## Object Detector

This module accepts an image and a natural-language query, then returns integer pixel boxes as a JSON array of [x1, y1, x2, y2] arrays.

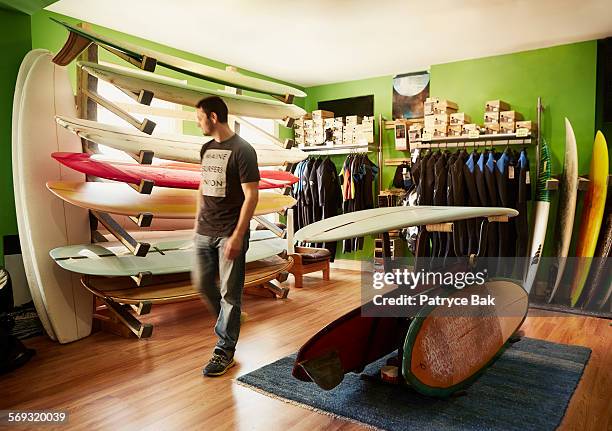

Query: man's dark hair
[[195, 96, 229, 123]]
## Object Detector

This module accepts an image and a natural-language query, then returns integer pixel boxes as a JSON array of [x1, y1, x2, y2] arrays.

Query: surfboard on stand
[[79, 61, 306, 120], [46, 181, 296, 219], [570, 132, 609, 307], [51, 18, 306, 98], [50, 230, 287, 277], [56, 116, 307, 166], [293, 279, 528, 397], [293, 206, 518, 243], [582, 211, 612, 309], [523, 139, 552, 294], [12, 49, 57, 341], [51, 152, 298, 190], [548, 119, 578, 302], [13, 51, 93, 343]]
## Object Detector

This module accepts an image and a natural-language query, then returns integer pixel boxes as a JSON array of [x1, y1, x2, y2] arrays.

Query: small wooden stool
[[289, 247, 331, 288]]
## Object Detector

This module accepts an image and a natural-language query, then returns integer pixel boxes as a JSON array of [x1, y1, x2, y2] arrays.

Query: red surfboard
[[52, 152, 298, 190]]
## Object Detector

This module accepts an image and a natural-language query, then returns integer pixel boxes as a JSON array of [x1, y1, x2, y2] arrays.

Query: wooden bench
[[289, 247, 331, 288]]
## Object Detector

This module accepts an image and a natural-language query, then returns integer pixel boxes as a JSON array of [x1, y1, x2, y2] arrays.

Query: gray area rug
[[237, 338, 591, 431]]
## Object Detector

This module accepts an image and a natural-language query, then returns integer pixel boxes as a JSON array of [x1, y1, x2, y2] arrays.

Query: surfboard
[[293, 206, 518, 243], [51, 152, 298, 190], [294, 279, 528, 396], [13, 51, 93, 344], [50, 230, 287, 277], [570, 132, 609, 307], [46, 181, 296, 219], [402, 280, 528, 397], [582, 212, 612, 309], [79, 61, 306, 120], [292, 307, 409, 390], [56, 116, 307, 166], [12, 49, 57, 340], [548, 119, 579, 303], [51, 18, 307, 98], [81, 256, 294, 305], [523, 139, 551, 294]]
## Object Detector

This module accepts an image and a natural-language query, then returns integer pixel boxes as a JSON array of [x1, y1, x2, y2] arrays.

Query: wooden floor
[[1, 269, 610, 431]]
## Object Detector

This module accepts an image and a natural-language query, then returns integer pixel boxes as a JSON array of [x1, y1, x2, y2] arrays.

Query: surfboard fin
[[298, 350, 344, 390]]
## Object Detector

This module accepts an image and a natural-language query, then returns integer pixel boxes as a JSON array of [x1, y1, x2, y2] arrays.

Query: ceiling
[[47, 0, 612, 88]]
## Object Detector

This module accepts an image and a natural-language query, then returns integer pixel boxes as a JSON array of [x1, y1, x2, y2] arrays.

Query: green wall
[[0, 8, 32, 266], [304, 41, 599, 261], [430, 41, 598, 176]]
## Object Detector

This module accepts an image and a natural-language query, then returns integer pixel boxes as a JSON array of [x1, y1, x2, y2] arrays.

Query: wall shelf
[[411, 132, 533, 149], [298, 143, 375, 156]]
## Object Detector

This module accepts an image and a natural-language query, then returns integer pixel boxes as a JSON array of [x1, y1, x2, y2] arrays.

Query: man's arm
[[224, 182, 259, 259]]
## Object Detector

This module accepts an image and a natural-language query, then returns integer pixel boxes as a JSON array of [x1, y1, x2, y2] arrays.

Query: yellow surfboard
[[46, 181, 296, 219], [570, 131, 608, 306]]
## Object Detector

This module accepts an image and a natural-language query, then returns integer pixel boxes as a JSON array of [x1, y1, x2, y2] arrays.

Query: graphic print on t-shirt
[[201, 149, 232, 197]]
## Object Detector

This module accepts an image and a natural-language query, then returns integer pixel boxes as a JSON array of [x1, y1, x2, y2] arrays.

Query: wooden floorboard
[[1, 269, 610, 431]]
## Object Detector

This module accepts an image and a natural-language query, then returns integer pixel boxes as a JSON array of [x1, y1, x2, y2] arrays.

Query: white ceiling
[[48, 0, 612, 88]]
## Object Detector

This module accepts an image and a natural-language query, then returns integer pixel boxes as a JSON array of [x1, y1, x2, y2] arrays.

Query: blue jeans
[[192, 231, 250, 355]]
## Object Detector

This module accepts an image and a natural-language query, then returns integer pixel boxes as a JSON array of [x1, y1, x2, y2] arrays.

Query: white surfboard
[[548, 119, 578, 302], [79, 61, 306, 120], [13, 51, 93, 343], [56, 116, 307, 166], [293, 206, 518, 243], [53, 18, 306, 98], [524, 140, 552, 294], [12, 49, 57, 340], [49, 230, 286, 277]]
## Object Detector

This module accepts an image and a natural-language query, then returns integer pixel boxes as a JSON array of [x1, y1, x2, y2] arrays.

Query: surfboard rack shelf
[[91, 210, 151, 257], [98, 295, 154, 339], [128, 212, 154, 227], [131, 271, 153, 287], [425, 215, 509, 233], [128, 179, 155, 195], [83, 87, 156, 135]]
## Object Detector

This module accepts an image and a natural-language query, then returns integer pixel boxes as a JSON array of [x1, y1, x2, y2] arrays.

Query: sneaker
[[202, 349, 236, 377]]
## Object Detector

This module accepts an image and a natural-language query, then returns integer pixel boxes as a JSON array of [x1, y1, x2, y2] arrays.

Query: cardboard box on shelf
[[485, 122, 500, 134], [433, 100, 459, 114], [484, 111, 500, 123], [424, 115, 436, 128], [408, 128, 422, 143], [312, 110, 334, 120], [303, 119, 314, 130], [485, 100, 511, 112], [433, 113, 450, 125], [424, 101, 436, 116], [500, 122, 515, 133], [432, 125, 448, 137], [516, 120, 536, 132], [450, 112, 471, 125], [345, 115, 362, 126], [323, 118, 335, 128], [448, 125, 464, 136], [433, 106, 458, 114], [500, 111, 524, 123], [425, 97, 440, 103]]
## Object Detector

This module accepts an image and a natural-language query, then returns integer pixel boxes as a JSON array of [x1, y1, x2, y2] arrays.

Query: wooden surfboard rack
[[81, 256, 293, 339]]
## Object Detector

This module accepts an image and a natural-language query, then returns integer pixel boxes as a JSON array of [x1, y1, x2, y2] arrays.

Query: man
[[192, 96, 260, 376]]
